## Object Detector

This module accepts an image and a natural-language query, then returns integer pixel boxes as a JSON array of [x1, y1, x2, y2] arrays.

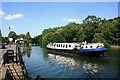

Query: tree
[[2, 37, 9, 44], [82, 15, 102, 42], [112, 18, 120, 45], [25, 32, 31, 46], [8, 31, 17, 41], [77, 27, 86, 42], [31, 35, 42, 45], [19, 34, 26, 39], [92, 33, 104, 42], [42, 32, 54, 47], [41, 15, 120, 47], [83, 15, 101, 25]]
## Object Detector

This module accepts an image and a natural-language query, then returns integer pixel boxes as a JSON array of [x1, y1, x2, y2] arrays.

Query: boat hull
[[46, 47, 108, 57]]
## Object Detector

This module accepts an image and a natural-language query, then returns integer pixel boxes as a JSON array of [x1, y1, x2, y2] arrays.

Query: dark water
[[22, 46, 120, 79]]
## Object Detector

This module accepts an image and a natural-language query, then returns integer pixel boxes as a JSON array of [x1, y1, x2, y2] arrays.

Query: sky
[[1, 0, 120, 2], [0, 2, 118, 38]]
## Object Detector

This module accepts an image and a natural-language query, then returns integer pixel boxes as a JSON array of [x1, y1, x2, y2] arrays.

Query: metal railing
[[0, 44, 27, 79], [0, 50, 6, 79], [0, 50, 6, 69]]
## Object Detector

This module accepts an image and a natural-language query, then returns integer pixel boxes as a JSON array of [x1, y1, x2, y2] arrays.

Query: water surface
[[22, 46, 119, 78]]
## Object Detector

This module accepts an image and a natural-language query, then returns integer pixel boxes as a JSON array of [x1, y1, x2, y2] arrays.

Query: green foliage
[[26, 32, 31, 39], [8, 31, 17, 41], [92, 33, 110, 48], [42, 32, 54, 47], [25, 32, 31, 46], [77, 27, 86, 42], [19, 34, 26, 39], [92, 33, 103, 42], [41, 16, 120, 47], [2, 37, 9, 44], [31, 35, 42, 46]]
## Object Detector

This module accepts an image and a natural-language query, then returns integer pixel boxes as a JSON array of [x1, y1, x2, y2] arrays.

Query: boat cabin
[[47, 43, 79, 50], [47, 42, 104, 50]]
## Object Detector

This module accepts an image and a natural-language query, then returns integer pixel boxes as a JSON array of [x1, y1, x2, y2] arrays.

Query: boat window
[[57, 44, 58, 47], [86, 46, 87, 48], [61, 44, 62, 47], [63, 44, 65, 47], [54, 44, 55, 47], [69, 45, 71, 47], [66, 44, 68, 48], [90, 46, 92, 48], [59, 44, 60, 47]]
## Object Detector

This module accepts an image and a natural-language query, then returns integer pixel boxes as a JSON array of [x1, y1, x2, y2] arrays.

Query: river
[[22, 46, 119, 79]]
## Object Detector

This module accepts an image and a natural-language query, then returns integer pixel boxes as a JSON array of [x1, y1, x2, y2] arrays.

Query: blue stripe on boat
[[80, 48, 108, 53]]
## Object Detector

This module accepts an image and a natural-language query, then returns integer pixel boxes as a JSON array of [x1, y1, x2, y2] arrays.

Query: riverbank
[[111, 45, 120, 49], [0, 44, 30, 79]]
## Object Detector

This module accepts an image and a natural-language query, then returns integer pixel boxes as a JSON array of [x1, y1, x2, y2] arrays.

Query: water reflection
[[83, 61, 104, 75], [47, 52, 104, 75], [21, 46, 31, 58], [42, 48, 48, 59], [48, 53, 80, 70]]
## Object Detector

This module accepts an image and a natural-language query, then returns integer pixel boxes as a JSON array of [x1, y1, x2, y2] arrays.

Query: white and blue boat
[[46, 41, 108, 56]]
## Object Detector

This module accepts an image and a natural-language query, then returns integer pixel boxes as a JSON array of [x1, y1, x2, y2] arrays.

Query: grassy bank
[[111, 45, 120, 49]]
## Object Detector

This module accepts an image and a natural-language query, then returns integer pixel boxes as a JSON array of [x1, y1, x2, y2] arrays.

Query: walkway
[[0, 44, 26, 80]]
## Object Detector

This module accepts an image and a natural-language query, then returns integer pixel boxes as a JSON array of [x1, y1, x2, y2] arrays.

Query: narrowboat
[[46, 42, 108, 56]]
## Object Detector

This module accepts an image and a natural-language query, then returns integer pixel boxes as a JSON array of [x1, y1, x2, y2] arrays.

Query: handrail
[[0, 44, 27, 79], [0, 50, 6, 80], [17, 45, 25, 79], [0, 50, 6, 70]]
